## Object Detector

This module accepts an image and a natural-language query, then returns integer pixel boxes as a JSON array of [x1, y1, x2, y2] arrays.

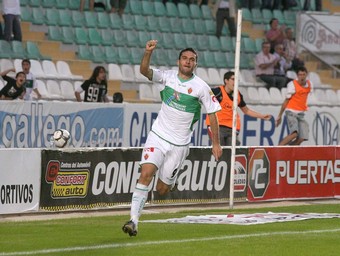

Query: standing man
[[2, 0, 22, 41], [214, 0, 236, 38], [275, 66, 312, 145], [206, 71, 272, 146], [122, 40, 222, 237], [75, 66, 109, 102], [0, 68, 26, 100], [21, 59, 42, 100]]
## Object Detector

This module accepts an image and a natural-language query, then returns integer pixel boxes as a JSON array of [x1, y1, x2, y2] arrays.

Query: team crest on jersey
[[144, 153, 149, 160], [188, 88, 192, 94]]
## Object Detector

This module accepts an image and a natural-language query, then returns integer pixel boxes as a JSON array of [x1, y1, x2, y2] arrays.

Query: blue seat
[[48, 26, 63, 42], [214, 52, 229, 68], [154, 49, 170, 66], [196, 35, 209, 51], [167, 49, 178, 67], [202, 51, 215, 67], [45, 9, 59, 26], [130, 47, 143, 65], [205, 20, 216, 35], [150, 31, 164, 48], [194, 19, 206, 34], [58, 9, 72, 26], [32, 7, 45, 25], [0, 40, 14, 58], [185, 34, 198, 50], [129, 0, 142, 15], [159, 17, 172, 33], [104, 46, 119, 63], [97, 12, 110, 28]]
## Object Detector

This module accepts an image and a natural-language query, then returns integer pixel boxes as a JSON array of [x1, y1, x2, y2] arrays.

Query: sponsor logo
[[312, 112, 339, 145], [234, 155, 247, 192]]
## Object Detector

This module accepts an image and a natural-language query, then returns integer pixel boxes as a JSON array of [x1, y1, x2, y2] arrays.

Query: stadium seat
[[170, 17, 183, 33], [126, 30, 139, 47], [120, 64, 135, 82], [100, 29, 115, 46], [108, 63, 123, 80], [117, 47, 131, 64], [150, 31, 164, 47], [71, 11, 85, 27], [58, 10, 73, 27], [88, 28, 103, 45], [251, 8, 263, 24], [109, 13, 123, 29], [205, 20, 216, 35], [11, 41, 27, 59], [91, 46, 106, 63], [162, 33, 176, 49], [20, 6, 32, 22], [104, 46, 119, 63], [196, 35, 209, 51], [55, 0, 68, 9], [258, 87, 272, 104], [45, 9, 59, 26], [113, 30, 127, 46], [46, 80, 63, 100], [195, 67, 211, 84], [241, 8, 253, 22], [142, 1, 155, 16], [167, 49, 178, 67], [189, 4, 203, 19], [201, 5, 213, 20], [273, 9, 286, 25], [129, 0, 142, 15], [60, 80, 76, 101], [84, 11, 98, 28], [269, 87, 284, 104], [146, 16, 160, 32], [29, 0, 41, 7], [193, 19, 206, 34], [283, 10, 296, 26], [220, 37, 234, 52], [56, 60, 83, 80], [139, 83, 154, 101], [77, 45, 94, 61], [68, 0, 80, 10], [134, 65, 151, 83], [42, 60, 60, 79], [159, 17, 172, 33], [153, 1, 167, 17], [255, 38, 264, 52], [243, 37, 257, 53], [214, 51, 229, 68], [32, 7, 45, 25], [177, 3, 190, 18], [36, 80, 50, 100], [61, 27, 75, 44], [247, 87, 261, 103], [208, 68, 221, 85], [262, 9, 273, 24], [41, 0, 55, 8], [174, 33, 186, 50], [130, 47, 143, 65], [165, 2, 179, 17], [208, 35, 222, 51], [286, 70, 297, 80], [154, 49, 170, 66], [122, 13, 135, 30], [202, 51, 215, 68], [97, 12, 110, 28], [138, 31, 151, 48], [0, 59, 14, 74], [26, 41, 50, 60], [134, 15, 148, 31], [185, 34, 198, 51], [75, 27, 89, 45], [182, 18, 194, 34], [48, 26, 63, 42]]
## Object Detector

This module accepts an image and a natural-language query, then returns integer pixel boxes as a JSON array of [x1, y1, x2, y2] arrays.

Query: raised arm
[[0, 68, 16, 77], [140, 40, 157, 81]]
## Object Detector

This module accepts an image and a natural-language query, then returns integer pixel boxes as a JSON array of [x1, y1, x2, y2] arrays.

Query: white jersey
[[23, 72, 37, 101], [151, 69, 221, 145]]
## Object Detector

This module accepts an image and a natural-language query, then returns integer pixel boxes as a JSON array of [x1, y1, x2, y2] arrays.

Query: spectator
[[206, 71, 272, 146], [0, 68, 26, 100], [75, 66, 109, 103], [255, 41, 287, 89], [265, 18, 286, 53], [110, 0, 127, 16], [21, 59, 42, 100], [303, 0, 322, 11], [283, 27, 305, 72], [275, 66, 312, 145], [2, 0, 22, 41], [273, 43, 291, 85], [214, 0, 236, 38]]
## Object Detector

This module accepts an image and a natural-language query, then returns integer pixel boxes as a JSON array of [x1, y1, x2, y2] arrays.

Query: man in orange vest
[[206, 71, 272, 146], [276, 66, 312, 145]]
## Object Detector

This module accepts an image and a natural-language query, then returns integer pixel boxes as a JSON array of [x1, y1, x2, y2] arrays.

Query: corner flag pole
[[229, 9, 242, 209]]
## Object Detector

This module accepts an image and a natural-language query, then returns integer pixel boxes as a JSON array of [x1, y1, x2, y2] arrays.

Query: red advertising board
[[247, 146, 340, 201]]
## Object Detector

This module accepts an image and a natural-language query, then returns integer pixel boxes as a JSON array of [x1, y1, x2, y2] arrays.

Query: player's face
[[226, 76, 235, 91], [178, 51, 197, 79], [16, 73, 26, 86], [22, 62, 30, 73], [297, 71, 307, 84], [97, 69, 106, 82]]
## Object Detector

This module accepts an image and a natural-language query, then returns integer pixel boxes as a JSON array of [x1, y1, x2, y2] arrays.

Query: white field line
[[1, 228, 340, 256]]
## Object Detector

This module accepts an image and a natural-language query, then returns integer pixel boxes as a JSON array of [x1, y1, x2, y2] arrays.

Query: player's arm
[[140, 40, 157, 81], [207, 112, 222, 161], [241, 106, 272, 120], [275, 98, 289, 127]]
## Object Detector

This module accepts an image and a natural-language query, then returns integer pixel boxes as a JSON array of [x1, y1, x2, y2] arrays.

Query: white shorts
[[140, 132, 190, 185]]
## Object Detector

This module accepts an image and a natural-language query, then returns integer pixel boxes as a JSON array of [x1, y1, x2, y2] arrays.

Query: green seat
[[174, 33, 186, 50], [84, 11, 97, 28], [159, 17, 171, 33], [29, 0, 41, 7], [138, 31, 151, 48], [117, 47, 131, 64], [194, 19, 206, 34], [0, 40, 14, 58], [130, 47, 143, 65], [59, 10, 73, 26], [113, 30, 127, 46], [273, 9, 286, 25], [75, 27, 89, 45], [202, 51, 215, 67], [189, 4, 202, 19], [251, 8, 262, 24], [162, 33, 175, 49], [170, 17, 183, 33], [41, 0, 55, 8], [129, 0, 142, 15], [88, 28, 103, 45], [205, 20, 216, 35], [101, 29, 115, 46], [214, 52, 229, 68], [153, 2, 166, 17], [126, 30, 139, 47], [20, 0, 30, 6], [146, 16, 160, 32], [262, 9, 273, 24], [72, 11, 85, 27], [109, 13, 123, 29], [201, 5, 213, 20], [283, 10, 296, 26], [97, 12, 110, 28], [122, 14, 135, 30], [208, 35, 221, 51], [150, 31, 164, 48], [61, 27, 75, 44], [255, 38, 263, 52], [78, 45, 94, 61], [45, 9, 59, 26], [225, 52, 236, 68], [241, 8, 253, 22], [21, 6, 32, 22], [69, 0, 81, 10], [142, 1, 154, 16], [91, 46, 106, 63], [134, 15, 147, 31], [104, 46, 119, 63], [26, 41, 50, 60], [243, 37, 256, 53], [48, 26, 63, 41], [165, 2, 179, 17], [154, 49, 169, 66], [167, 49, 178, 67], [32, 7, 45, 25], [177, 3, 190, 18], [184, 34, 198, 50], [55, 0, 68, 9], [182, 18, 194, 34], [220, 36, 234, 52], [196, 35, 209, 51]]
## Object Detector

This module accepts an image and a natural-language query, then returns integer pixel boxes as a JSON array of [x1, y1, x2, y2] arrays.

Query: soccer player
[[275, 66, 312, 145], [122, 40, 222, 237], [75, 66, 109, 102], [206, 71, 272, 146]]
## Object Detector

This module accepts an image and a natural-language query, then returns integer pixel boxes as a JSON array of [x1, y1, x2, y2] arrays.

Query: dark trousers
[[258, 74, 287, 89], [216, 8, 236, 38], [0, 22, 3, 40], [3, 14, 22, 41], [304, 0, 322, 11]]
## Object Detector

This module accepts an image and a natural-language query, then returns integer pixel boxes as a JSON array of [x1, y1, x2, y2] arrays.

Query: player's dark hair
[[16, 71, 26, 78], [90, 66, 107, 85], [224, 71, 234, 81], [269, 18, 278, 26], [296, 66, 308, 74], [178, 48, 198, 63], [21, 59, 31, 66]]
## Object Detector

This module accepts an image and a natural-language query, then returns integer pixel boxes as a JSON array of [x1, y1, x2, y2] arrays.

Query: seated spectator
[[110, 0, 127, 16], [266, 18, 286, 53], [273, 43, 291, 85], [0, 68, 26, 100], [283, 27, 305, 72], [255, 41, 287, 89]]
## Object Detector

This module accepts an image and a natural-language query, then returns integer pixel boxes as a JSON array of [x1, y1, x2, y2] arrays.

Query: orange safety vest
[[286, 79, 311, 111], [206, 85, 241, 131]]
